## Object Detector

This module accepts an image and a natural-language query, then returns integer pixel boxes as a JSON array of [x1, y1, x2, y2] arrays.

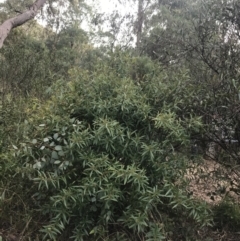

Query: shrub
[[1, 56, 211, 240]]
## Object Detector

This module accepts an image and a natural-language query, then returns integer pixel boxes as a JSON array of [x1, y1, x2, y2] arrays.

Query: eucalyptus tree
[[144, 0, 240, 161], [125, 0, 240, 163], [0, 0, 94, 48], [0, 0, 47, 48], [187, 0, 240, 161]]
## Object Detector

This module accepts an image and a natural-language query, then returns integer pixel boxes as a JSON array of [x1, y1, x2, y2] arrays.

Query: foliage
[[139, 0, 240, 164], [2, 0, 240, 240], [0, 55, 211, 240], [1, 33, 51, 97], [213, 200, 240, 231]]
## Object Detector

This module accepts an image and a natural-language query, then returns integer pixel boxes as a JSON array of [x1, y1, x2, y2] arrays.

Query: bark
[[136, 0, 144, 53], [0, 0, 47, 49]]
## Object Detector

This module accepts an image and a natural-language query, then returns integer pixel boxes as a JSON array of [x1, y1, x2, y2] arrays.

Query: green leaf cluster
[[0, 54, 212, 240]]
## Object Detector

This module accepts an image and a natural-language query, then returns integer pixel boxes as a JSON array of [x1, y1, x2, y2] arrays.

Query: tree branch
[[0, 0, 47, 49]]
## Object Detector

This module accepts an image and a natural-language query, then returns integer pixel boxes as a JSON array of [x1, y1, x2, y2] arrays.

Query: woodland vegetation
[[1, 0, 240, 240]]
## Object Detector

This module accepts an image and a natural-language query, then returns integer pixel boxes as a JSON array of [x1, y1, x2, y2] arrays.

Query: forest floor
[[187, 158, 240, 204], [186, 157, 240, 241]]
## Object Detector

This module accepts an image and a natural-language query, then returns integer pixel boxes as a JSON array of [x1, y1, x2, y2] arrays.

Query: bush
[[0, 56, 211, 240]]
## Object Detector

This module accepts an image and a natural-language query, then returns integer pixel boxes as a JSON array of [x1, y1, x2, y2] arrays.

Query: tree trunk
[[0, 0, 47, 49], [136, 0, 144, 53]]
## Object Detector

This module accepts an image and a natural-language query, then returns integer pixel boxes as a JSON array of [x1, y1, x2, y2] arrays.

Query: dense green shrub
[[0, 56, 211, 240]]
